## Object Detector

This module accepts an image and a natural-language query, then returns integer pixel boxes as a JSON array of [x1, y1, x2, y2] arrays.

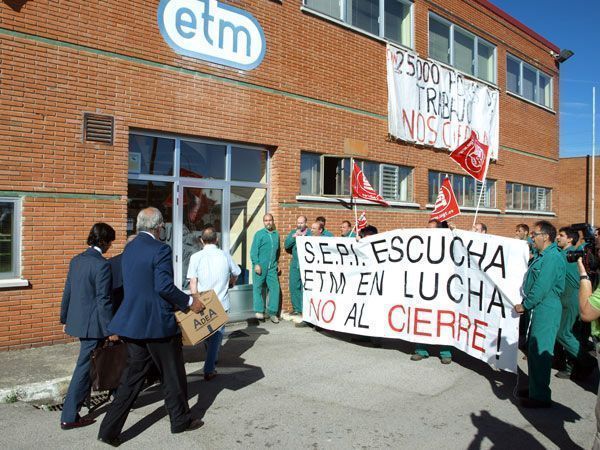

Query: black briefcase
[[90, 340, 128, 392]]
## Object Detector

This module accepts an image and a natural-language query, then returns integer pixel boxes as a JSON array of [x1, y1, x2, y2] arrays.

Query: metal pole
[[593, 86, 596, 227]]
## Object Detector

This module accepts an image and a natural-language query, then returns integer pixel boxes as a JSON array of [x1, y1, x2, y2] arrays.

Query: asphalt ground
[[0, 319, 597, 449]]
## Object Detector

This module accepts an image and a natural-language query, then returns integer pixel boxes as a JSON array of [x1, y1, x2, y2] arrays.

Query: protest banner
[[386, 45, 500, 159], [297, 229, 528, 372]]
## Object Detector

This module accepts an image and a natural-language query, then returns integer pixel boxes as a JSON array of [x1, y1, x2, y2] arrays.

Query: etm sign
[[158, 0, 266, 70]]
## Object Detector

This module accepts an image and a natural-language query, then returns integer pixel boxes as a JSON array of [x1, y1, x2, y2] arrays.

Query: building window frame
[[302, 0, 414, 49], [428, 12, 497, 85], [506, 54, 554, 110], [428, 171, 497, 209], [506, 182, 552, 213], [300, 152, 414, 203], [0, 197, 22, 281], [127, 130, 270, 289]]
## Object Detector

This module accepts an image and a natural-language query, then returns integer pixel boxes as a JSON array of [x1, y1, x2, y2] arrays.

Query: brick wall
[[557, 157, 600, 228], [0, 0, 563, 349]]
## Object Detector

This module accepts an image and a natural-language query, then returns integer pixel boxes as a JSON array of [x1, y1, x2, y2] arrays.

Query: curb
[[0, 377, 71, 404]]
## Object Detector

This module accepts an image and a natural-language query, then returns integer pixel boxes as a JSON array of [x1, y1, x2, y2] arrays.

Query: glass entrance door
[[176, 183, 224, 289]]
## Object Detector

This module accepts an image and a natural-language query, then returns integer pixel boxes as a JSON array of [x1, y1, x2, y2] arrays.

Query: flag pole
[[472, 145, 492, 229], [350, 158, 359, 233]]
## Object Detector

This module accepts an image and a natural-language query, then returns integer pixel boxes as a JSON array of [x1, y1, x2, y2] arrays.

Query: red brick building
[[0, 0, 567, 349]]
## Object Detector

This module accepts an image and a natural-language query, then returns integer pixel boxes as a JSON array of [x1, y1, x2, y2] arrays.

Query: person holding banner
[[340, 220, 356, 238], [515, 220, 565, 408], [284, 215, 311, 317], [250, 213, 281, 323], [316, 216, 334, 237], [311, 221, 324, 237], [411, 219, 452, 365]]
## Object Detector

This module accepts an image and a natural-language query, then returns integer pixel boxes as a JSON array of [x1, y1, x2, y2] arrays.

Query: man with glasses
[[514, 220, 565, 408]]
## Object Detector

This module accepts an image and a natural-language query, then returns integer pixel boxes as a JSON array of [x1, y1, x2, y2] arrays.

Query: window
[[506, 182, 551, 212], [428, 171, 496, 208], [428, 13, 496, 84], [506, 54, 553, 108], [300, 152, 413, 202], [303, 0, 412, 48], [0, 198, 21, 279], [128, 132, 269, 290]]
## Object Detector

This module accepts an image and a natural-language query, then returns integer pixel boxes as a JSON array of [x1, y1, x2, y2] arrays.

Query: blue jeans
[[204, 326, 225, 374]]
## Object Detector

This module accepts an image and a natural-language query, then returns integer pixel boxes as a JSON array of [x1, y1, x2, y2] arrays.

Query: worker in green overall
[[515, 220, 565, 408], [284, 215, 311, 317], [316, 216, 334, 237], [555, 226, 584, 379], [251, 213, 280, 323], [340, 220, 356, 238]]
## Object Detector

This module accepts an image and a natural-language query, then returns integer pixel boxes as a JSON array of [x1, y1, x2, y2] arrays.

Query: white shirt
[[187, 244, 241, 312]]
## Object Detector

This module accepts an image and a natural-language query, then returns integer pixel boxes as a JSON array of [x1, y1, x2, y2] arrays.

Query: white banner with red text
[[297, 229, 528, 372], [386, 45, 500, 159]]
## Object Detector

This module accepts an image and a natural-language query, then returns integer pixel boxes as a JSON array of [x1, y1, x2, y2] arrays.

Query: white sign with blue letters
[[158, 0, 266, 70]]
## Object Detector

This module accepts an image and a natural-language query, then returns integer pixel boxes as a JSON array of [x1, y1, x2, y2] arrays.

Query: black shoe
[[519, 397, 552, 409], [61, 417, 95, 430], [555, 369, 572, 379], [172, 418, 204, 434], [97, 436, 121, 447]]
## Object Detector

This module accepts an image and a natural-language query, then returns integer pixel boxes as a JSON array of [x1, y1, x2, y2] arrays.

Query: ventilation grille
[[83, 113, 114, 144]]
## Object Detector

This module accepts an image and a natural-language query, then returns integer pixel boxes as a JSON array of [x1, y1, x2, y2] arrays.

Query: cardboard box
[[175, 290, 228, 346]]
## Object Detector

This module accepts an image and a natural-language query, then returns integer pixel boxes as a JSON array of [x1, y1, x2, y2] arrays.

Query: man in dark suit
[[98, 207, 205, 445], [60, 222, 116, 430]]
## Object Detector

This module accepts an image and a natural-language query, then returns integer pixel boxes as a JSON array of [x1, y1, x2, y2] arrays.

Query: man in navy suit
[[60, 222, 116, 430], [98, 207, 205, 445]]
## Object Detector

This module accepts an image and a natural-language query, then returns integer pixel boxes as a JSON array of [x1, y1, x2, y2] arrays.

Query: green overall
[[322, 229, 334, 237], [342, 231, 357, 238], [522, 242, 565, 402], [284, 229, 311, 313], [557, 248, 582, 360], [251, 228, 280, 315]]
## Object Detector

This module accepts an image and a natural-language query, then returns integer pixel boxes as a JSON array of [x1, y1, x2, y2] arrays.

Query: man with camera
[[555, 227, 585, 379], [577, 231, 600, 449], [514, 220, 565, 408]]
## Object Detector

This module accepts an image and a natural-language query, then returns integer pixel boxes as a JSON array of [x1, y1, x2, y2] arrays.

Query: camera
[[566, 223, 598, 273]]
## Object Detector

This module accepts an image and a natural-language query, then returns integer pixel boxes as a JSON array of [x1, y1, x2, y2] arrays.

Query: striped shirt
[[187, 244, 241, 312]]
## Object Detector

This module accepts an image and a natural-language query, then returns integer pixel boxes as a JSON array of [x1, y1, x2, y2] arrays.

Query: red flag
[[430, 177, 461, 222], [351, 162, 389, 206], [449, 131, 489, 182], [356, 211, 368, 231]]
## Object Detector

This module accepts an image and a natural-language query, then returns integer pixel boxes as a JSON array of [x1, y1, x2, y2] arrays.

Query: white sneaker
[[255, 312, 265, 320], [270, 316, 280, 324]]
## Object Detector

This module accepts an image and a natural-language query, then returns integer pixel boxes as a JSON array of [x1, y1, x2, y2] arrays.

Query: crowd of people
[[59, 208, 600, 445]]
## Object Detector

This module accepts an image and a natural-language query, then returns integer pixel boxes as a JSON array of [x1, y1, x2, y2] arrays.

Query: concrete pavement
[[0, 319, 597, 449]]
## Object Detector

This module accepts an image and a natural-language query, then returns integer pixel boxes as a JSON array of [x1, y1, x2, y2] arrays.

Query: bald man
[[250, 213, 281, 323]]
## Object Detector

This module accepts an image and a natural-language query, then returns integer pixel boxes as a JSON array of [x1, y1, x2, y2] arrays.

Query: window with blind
[[428, 13, 496, 84], [304, 0, 413, 48], [506, 54, 553, 109], [300, 152, 413, 202], [428, 171, 496, 208], [506, 182, 551, 212]]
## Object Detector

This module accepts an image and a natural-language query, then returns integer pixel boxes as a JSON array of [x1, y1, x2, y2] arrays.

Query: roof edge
[[472, 0, 561, 53]]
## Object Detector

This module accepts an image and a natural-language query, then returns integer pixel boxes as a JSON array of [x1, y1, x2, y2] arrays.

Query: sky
[[491, 0, 600, 157]]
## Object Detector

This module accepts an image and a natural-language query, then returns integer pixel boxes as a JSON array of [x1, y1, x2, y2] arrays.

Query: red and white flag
[[430, 177, 461, 222], [356, 211, 368, 231], [449, 131, 490, 182], [351, 162, 389, 206]]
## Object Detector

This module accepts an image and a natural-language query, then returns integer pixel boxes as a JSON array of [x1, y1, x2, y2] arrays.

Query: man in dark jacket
[[98, 207, 205, 445], [60, 222, 116, 430]]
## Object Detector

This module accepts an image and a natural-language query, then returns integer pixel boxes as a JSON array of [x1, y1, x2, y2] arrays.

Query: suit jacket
[[108, 233, 190, 339], [60, 247, 113, 339], [109, 253, 124, 314]]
